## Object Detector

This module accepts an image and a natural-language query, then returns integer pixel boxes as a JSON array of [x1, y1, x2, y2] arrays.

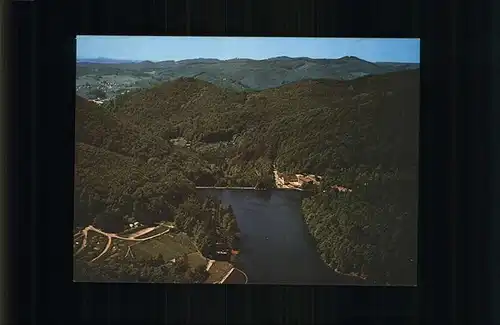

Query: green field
[[73, 225, 204, 268], [131, 232, 196, 262], [92, 240, 127, 262], [133, 224, 171, 239], [75, 232, 109, 262], [168, 232, 197, 251], [186, 252, 207, 269]]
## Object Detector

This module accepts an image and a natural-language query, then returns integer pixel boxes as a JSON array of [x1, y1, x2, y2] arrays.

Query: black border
[[453, 0, 493, 323], [7, 0, 469, 323], [491, 0, 499, 322]]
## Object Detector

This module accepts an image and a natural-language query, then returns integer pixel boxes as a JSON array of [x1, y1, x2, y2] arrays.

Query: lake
[[198, 189, 360, 285]]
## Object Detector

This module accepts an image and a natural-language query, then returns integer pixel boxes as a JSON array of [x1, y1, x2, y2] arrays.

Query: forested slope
[[75, 96, 172, 161], [74, 69, 419, 284]]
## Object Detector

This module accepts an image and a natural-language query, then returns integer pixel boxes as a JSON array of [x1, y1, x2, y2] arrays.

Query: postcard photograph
[[73, 36, 419, 285]]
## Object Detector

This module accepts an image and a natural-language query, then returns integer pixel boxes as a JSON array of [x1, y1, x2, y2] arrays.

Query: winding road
[[217, 267, 249, 284], [74, 224, 174, 262], [75, 224, 249, 284], [91, 236, 112, 262]]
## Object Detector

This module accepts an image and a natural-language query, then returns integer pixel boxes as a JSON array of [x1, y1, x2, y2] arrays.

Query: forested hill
[[75, 95, 173, 161], [76, 56, 419, 100], [75, 69, 419, 284], [106, 69, 419, 176]]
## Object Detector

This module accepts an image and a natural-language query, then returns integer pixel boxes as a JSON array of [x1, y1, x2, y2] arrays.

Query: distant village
[[77, 80, 135, 105], [274, 170, 321, 189], [273, 169, 352, 193]]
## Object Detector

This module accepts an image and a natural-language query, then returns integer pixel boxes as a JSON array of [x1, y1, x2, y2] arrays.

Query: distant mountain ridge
[[76, 56, 420, 100], [77, 57, 143, 64], [78, 56, 419, 64]]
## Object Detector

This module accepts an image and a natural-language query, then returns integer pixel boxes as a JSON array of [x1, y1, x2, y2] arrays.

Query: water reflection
[[198, 189, 358, 285], [253, 190, 273, 202]]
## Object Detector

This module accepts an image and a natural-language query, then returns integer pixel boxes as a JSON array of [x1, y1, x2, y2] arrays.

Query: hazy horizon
[[76, 55, 421, 64], [77, 36, 420, 64]]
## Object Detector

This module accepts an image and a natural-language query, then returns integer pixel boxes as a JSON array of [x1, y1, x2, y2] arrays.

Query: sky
[[77, 36, 420, 63]]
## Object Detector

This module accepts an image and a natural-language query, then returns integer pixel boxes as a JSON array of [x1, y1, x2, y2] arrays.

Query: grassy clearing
[[186, 252, 207, 269], [92, 240, 123, 262], [77, 232, 109, 262], [109, 240, 134, 260], [169, 232, 197, 251], [131, 232, 195, 262]]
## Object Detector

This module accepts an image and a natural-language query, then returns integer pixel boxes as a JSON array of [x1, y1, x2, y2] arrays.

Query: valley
[[73, 60, 419, 285], [76, 56, 419, 101]]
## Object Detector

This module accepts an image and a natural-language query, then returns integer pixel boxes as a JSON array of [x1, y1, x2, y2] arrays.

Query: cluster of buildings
[[89, 99, 108, 105], [169, 137, 191, 148], [211, 241, 240, 260], [274, 171, 322, 189], [330, 185, 352, 193], [273, 169, 353, 193], [125, 216, 141, 229], [77, 79, 135, 103]]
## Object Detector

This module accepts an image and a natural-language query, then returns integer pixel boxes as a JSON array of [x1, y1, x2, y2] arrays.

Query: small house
[[282, 174, 298, 185], [213, 242, 231, 259], [331, 185, 352, 193]]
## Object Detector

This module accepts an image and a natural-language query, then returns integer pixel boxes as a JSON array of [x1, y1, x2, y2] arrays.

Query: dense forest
[[74, 69, 419, 284], [302, 168, 417, 285], [173, 195, 240, 255]]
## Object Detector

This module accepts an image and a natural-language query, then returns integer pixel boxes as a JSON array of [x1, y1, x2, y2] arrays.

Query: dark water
[[198, 189, 358, 285]]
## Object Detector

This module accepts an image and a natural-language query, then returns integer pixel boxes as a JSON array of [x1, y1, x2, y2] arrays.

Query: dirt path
[[74, 225, 172, 258], [125, 227, 156, 238], [237, 268, 249, 284], [218, 267, 248, 284], [218, 267, 249, 284], [218, 268, 235, 283], [206, 260, 215, 271], [74, 228, 89, 255], [91, 236, 112, 262], [87, 225, 171, 242]]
